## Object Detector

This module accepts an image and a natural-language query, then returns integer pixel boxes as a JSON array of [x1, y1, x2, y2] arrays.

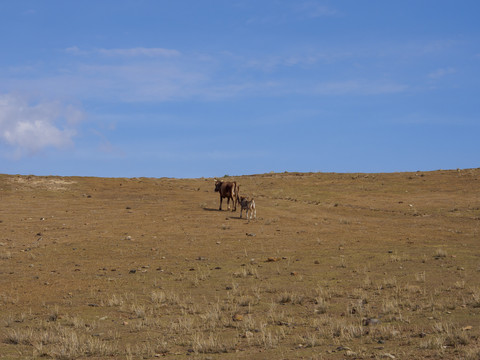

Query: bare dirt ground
[[0, 170, 479, 359]]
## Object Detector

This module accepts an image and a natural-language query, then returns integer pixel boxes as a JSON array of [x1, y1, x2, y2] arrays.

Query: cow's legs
[[227, 197, 231, 210], [219, 195, 223, 210]]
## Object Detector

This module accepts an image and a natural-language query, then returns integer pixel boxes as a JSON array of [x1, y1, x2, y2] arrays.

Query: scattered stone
[[363, 318, 380, 326], [381, 354, 396, 359], [129, 269, 137, 274], [266, 257, 280, 262], [314, 260, 320, 264], [243, 331, 254, 338], [462, 326, 473, 331], [246, 233, 256, 237], [232, 314, 243, 322]]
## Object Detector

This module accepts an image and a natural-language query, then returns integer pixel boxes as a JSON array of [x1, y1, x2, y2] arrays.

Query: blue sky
[[0, 1, 479, 178]]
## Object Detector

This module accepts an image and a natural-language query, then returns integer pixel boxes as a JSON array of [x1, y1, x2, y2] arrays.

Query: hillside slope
[[1, 170, 479, 359]]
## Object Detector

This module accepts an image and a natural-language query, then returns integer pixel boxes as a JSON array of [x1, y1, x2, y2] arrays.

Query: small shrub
[[433, 248, 447, 259]]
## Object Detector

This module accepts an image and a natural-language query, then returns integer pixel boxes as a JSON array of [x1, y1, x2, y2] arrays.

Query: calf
[[238, 196, 256, 221], [214, 179, 237, 211]]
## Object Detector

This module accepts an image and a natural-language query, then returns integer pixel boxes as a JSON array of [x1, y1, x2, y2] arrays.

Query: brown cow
[[214, 179, 237, 211]]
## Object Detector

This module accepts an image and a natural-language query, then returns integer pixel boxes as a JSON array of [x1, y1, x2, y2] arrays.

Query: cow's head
[[214, 179, 222, 192]]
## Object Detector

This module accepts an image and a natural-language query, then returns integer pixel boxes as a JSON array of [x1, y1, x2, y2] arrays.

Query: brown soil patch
[[0, 170, 479, 359]]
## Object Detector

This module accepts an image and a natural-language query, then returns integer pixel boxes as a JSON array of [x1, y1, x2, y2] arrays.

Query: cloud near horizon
[[65, 46, 181, 58], [0, 93, 82, 156]]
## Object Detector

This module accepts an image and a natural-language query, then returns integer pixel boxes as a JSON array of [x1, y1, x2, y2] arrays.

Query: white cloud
[[98, 47, 181, 57], [65, 46, 88, 56], [244, 51, 349, 72], [428, 67, 456, 79], [0, 94, 82, 156], [65, 46, 181, 58], [295, 2, 338, 18], [312, 80, 408, 95]]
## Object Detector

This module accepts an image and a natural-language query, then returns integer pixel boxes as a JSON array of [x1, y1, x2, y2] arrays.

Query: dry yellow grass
[[0, 169, 479, 359]]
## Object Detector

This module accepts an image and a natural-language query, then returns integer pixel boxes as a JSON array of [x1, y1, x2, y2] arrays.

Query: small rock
[[129, 269, 136, 274], [462, 326, 473, 331], [246, 233, 256, 237], [381, 354, 395, 359], [244, 331, 254, 338], [363, 318, 380, 326], [232, 314, 243, 322]]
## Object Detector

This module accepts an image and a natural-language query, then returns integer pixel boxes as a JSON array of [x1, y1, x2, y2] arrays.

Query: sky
[[0, 1, 479, 178]]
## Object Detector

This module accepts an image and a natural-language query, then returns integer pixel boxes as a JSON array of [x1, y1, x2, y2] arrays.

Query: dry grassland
[[0, 170, 479, 359]]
